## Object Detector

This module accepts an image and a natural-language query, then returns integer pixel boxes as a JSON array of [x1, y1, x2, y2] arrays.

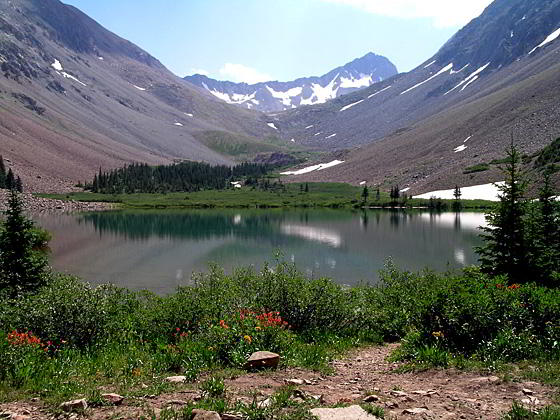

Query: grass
[[37, 182, 495, 210], [0, 261, 558, 409]]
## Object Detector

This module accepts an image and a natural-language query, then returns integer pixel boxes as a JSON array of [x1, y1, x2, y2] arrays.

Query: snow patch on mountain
[[301, 74, 340, 106], [454, 145, 468, 153], [529, 28, 560, 54], [368, 85, 392, 98], [280, 160, 344, 175], [340, 99, 364, 112], [339, 74, 373, 88], [267, 122, 278, 130], [51, 59, 87, 86], [266, 85, 303, 106], [325, 133, 337, 139], [414, 182, 505, 201], [445, 62, 490, 95], [400, 63, 453, 95]]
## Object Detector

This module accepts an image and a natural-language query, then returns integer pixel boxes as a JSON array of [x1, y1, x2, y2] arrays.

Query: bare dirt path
[[1, 344, 555, 419]]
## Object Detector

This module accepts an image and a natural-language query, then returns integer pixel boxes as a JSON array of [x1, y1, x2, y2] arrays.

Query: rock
[[391, 390, 408, 397], [12, 416, 31, 420], [101, 393, 124, 405], [471, 376, 500, 383], [403, 408, 429, 415], [191, 409, 221, 420], [385, 401, 398, 409], [245, 351, 280, 370], [522, 388, 534, 395], [311, 405, 381, 419], [222, 414, 243, 420], [167, 399, 188, 405], [60, 398, 88, 412], [257, 398, 272, 408], [363, 394, 380, 402], [286, 379, 304, 386], [522, 396, 541, 406], [165, 375, 187, 383]]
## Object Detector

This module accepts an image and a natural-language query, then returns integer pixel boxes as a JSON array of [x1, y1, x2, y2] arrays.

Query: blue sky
[[63, 0, 493, 83]]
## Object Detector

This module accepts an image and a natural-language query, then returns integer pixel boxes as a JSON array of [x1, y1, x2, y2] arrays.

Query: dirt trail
[[1, 344, 555, 419]]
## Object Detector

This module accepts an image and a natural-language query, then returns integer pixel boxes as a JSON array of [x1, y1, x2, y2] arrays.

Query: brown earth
[[1, 344, 555, 420]]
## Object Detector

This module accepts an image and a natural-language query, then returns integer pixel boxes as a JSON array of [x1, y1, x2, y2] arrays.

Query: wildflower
[[255, 326, 262, 331], [219, 320, 229, 329], [432, 331, 444, 338], [508, 284, 521, 290], [243, 335, 252, 344]]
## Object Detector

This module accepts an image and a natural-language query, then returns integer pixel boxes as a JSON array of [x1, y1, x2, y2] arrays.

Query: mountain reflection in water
[[36, 209, 485, 294]]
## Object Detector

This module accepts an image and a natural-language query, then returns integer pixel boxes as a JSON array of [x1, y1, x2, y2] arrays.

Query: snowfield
[[413, 182, 505, 201], [280, 160, 344, 176], [529, 28, 560, 54]]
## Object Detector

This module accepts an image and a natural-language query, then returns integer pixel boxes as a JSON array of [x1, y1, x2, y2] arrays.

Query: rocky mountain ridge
[[184, 53, 397, 112]]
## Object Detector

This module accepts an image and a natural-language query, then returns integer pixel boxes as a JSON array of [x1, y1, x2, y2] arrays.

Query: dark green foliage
[[452, 185, 462, 211], [477, 144, 559, 285], [361, 185, 368, 203], [534, 137, 560, 170], [463, 163, 490, 174], [0, 191, 49, 298], [502, 401, 560, 419], [0, 156, 6, 189], [88, 161, 272, 194], [477, 144, 529, 282], [5, 168, 14, 190]]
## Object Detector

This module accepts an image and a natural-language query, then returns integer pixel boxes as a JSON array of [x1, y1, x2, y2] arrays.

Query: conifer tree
[[477, 143, 528, 282], [0, 190, 49, 298], [361, 185, 369, 204], [6, 168, 14, 190], [0, 156, 6, 189], [452, 185, 462, 211]]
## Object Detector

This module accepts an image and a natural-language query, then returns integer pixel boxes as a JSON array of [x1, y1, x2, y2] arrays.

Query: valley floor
[[1, 344, 555, 420]]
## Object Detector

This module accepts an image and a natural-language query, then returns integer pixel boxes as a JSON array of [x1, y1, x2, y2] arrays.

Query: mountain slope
[[0, 0, 282, 191], [274, 0, 560, 193], [184, 53, 397, 112]]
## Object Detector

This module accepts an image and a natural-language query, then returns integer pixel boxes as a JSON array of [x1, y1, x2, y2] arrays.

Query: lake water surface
[[35, 210, 486, 294]]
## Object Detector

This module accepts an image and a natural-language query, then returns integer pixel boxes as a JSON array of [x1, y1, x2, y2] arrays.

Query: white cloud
[[189, 68, 210, 76], [318, 0, 494, 28], [218, 63, 272, 84]]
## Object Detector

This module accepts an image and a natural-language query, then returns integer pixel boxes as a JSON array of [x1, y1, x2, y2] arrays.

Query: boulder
[[165, 375, 187, 383], [101, 393, 124, 405], [191, 409, 221, 420], [245, 351, 280, 370], [311, 405, 381, 419], [60, 398, 88, 412]]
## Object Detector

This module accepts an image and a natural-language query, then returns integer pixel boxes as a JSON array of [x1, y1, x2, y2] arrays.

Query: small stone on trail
[[60, 398, 88, 412], [522, 388, 534, 395], [285, 379, 304, 385], [191, 409, 221, 420], [385, 401, 398, 409], [363, 394, 380, 402], [222, 414, 244, 420], [403, 407, 430, 415], [165, 375, 187, 383], [391, 390, 408, 397], [245, 351, 280, 370], [311, 405, 381, 419], [101, 393, 124, 405]]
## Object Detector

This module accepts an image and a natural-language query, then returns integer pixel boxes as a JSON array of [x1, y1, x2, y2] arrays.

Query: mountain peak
[[184, 52, 397, 112]]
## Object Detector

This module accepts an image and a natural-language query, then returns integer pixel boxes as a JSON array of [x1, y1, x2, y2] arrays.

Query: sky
[[63, 0, 494, 83]]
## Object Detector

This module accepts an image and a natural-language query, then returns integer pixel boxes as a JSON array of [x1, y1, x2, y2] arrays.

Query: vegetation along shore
[[0, 147, 559, 419]]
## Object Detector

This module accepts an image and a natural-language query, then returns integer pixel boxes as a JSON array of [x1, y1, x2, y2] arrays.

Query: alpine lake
[[35, 209, 486, 295]]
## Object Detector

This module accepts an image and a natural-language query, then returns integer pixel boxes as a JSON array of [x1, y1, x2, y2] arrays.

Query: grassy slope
[[39, 183, 494, 209]]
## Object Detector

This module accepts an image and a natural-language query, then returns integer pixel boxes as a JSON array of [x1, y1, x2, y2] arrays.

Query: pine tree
[[0, 190, 49, 298], [6, 168, 15, 190], [0, 156, 6, 189], [304, 183, 309, 193], [376, 187, 380, 201], [15, 176, 23, 193], [477, 143, 528, 282], [361, 185, 369, 204], [526, 167, 560, 286], [452, 185, 462, 211]]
